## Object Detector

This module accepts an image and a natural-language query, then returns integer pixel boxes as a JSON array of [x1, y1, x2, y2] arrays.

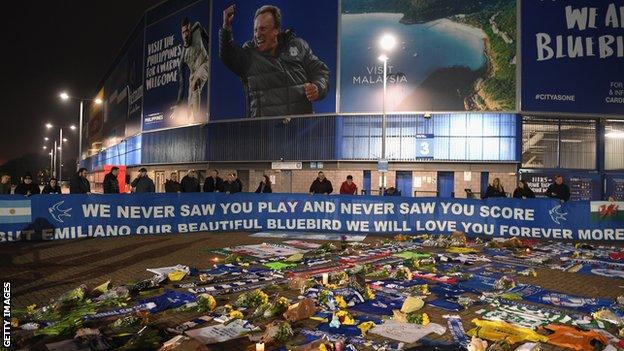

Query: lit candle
[[322, 273, 329, 285], [256, 343, 265, 351]]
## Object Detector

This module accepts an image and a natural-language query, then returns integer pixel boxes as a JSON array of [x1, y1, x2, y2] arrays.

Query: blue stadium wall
[[81, 113, 520, 168]]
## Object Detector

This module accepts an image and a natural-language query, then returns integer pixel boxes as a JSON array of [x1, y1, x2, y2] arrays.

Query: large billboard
[[209, 0, 338, 120], [521, 0, 624, 115], [143, 0, 211, 131], [520, 170, 602, 201], [125, 20, 145, 138], [103, 57, 129, 149], [339, 0, 517, 113]]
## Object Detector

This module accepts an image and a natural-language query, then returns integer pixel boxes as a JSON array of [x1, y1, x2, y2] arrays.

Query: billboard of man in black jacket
[[219, 4, 330, 118]]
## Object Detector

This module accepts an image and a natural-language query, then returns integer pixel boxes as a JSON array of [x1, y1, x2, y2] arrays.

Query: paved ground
[[1, 233, 623, 350]]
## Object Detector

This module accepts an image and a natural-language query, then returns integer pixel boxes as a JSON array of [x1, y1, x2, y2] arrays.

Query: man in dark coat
[[546, 175, 571, 202], [309, 171, 333, 195], [70, 168, 91, 194], [220, 4, 330, 117], [180, 170, 201, 192], [203, 170, 224, 192], [131, 168, 155, 193], [14, 174, 40, 196], [103, 167, 120, 194], [165, 172, 182, 193]]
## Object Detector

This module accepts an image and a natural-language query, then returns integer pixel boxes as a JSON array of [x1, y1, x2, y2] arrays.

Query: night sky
[[0, 0, 159, 165]]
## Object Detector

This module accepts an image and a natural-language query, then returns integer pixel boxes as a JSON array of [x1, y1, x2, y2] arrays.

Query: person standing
[[165, 172, 182, 193], [70, 168, 91, 194], [203, 170, 224, 192], [131, 168, 156, 193], [513, 180, 535, 199], [181, 170, 201, 193], [41, 178, 62, 194], [309, 171, 333, 195], [14, 174, 40, 196], [222, 173, 243, 194], [254, 175, 272, 193], [483, 178, 506, 199], [103, 167, 120, 194], [0, 174, 11, 194], [339, 175, 358, 195], [545, 175, 571, 202], [219, 4, 330, 118]]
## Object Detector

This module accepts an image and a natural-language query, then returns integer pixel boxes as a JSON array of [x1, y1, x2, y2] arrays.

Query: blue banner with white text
[[521, 0, 624, 115], [0, 193, 623, 243]]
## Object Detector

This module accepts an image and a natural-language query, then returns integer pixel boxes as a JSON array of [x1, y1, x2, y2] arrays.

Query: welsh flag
[[590, 201, 624, 221]]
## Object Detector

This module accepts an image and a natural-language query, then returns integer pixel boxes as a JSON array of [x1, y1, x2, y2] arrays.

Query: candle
[[256, 343, 265, 351], [322, 273, 329, 285]]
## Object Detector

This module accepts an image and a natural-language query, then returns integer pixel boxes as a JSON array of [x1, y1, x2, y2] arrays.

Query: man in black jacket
[[103, 167, 120, 194], [309, 171, 333, 195], [181, 170, 201, 192], [165, 172, 182, 193], [545, 175, 571, 202], [131, 168, 155, 193], [203, 170, 223, 192], [70, 168, 91, 194], [220, 4, 330, 118], [14, 174, 40, 196]]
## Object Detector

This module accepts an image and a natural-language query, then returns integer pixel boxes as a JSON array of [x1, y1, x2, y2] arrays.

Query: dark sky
[[0, 0, 159, 165]]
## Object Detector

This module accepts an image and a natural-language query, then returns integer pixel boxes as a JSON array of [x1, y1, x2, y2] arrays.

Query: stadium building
[[79, 0, 624, 200]]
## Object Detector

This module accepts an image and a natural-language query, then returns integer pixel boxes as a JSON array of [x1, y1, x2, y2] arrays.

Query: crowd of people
[[481, 175, 571, 202], [0, 168, 574, 202]]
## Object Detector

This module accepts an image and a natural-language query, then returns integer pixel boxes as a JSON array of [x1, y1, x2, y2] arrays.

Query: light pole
[[45, 123, 74, 182], [58, 91, 102, 170], [378, 34, 396, 195], [53, 140, 57, 177]]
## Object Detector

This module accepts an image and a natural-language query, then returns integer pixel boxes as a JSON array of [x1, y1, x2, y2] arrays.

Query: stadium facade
[[79, 0, 624, 200]]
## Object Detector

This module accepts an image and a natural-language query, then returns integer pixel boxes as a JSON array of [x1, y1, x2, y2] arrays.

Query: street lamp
[[44, 123, 76, 182], [378, 34, 396, 195], [58, 91, 103, 170]]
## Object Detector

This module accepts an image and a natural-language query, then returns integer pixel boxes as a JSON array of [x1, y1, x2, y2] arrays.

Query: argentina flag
[[0, 198, 32, 224]]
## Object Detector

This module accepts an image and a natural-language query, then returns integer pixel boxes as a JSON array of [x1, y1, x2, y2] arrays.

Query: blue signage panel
[[416, 134, 434, 158], [521, 0, 624, 115]]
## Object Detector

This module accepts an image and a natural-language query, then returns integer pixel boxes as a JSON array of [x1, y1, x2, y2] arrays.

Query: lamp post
[[45, 123, 74, 182], [378, 34, 396, 195], [58, 91, 102, 170]]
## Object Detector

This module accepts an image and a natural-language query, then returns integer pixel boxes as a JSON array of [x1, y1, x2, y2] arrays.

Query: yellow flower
[[318, 344, 328, 351], [335, 295, 347, 309], [358, 321, 376, 336], [229, 310, 244, 320], [336, 310, 355, 325], [26, 304, 37, 314], [364, 286, 376, 300], [11, 318, 18, 328], [199, 294, 217, 311], [422, 313, 430, 326], [325, 283, 339, 290]]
